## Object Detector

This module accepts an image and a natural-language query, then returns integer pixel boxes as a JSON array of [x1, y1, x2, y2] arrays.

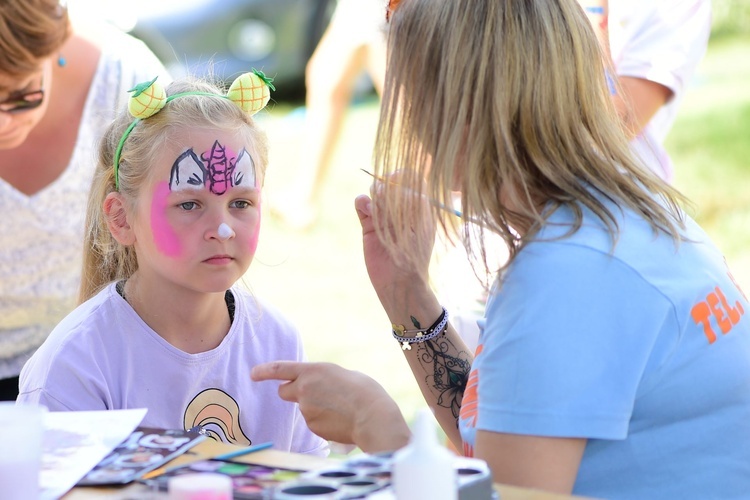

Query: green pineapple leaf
[[251, 69, 276, 92], [128, 76, 159, 98]]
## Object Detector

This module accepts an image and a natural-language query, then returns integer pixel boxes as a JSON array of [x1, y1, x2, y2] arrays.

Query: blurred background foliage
[[667, 5, 750, 286], [711, 0, 750, 38]]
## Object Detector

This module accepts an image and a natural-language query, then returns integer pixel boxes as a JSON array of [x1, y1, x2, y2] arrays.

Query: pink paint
[[168, 473, 232, 499], [150, 181, 182, 257]]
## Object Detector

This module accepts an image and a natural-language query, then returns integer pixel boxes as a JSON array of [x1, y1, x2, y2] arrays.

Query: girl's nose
[[217, 222, 235, 241]]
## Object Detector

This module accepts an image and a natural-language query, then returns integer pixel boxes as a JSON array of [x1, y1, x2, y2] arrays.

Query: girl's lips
[[204, 255, 233, 265]]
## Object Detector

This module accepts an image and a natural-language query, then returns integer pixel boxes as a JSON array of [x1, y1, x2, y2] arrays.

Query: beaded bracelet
[[392, 307, 449, 351]]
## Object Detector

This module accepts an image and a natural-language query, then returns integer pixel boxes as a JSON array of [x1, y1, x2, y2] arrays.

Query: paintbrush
[[359, 168, 464, 218]]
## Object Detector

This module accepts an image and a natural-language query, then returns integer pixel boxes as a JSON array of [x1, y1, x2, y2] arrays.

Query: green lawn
[[668, 35, 750, 289], [246, 35, 750, 425]]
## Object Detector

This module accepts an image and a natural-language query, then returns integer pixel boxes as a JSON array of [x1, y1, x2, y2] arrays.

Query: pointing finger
[[251, 361, 305, 382]]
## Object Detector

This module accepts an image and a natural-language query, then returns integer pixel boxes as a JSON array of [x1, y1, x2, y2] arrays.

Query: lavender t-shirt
[[18, 284, 328, 456]]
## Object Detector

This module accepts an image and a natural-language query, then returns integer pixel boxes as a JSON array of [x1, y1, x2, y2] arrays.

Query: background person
[[253, 0, 750, 496], [271, 0, 387, 229], [578, 0, 712, 181], [0, 0, 169, 400]]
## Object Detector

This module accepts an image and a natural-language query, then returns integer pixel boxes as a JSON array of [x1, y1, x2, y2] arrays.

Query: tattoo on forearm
[[416, 336, 471, 426]]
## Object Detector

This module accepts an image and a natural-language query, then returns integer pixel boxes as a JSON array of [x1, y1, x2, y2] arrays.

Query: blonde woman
[[253, 0, 750, 497]]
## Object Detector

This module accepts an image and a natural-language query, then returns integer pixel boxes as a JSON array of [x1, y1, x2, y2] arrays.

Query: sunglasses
[[0, 76, 45, 114]]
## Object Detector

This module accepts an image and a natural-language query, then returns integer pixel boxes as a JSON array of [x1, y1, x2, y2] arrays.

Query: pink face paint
[[150, 181, 182, 257]]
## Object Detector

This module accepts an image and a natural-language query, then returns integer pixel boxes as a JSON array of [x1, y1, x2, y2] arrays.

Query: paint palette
[[272, 452, 497, 499], [147, 451, 496, 499]]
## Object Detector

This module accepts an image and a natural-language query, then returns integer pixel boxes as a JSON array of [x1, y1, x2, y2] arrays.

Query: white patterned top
[[0, 28, 169, 378]]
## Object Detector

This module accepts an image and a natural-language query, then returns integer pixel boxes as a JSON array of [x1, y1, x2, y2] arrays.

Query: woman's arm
[[476, 431, 586, 494], [578, 0, 672, 137], [251, 192, 472, 452], [354, 194, 473, 448]]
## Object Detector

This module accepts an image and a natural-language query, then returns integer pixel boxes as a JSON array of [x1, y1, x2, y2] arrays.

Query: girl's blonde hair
[[375, 0, 685, 274], [0, 0, 70, 77], [79, 77, 269, 303]]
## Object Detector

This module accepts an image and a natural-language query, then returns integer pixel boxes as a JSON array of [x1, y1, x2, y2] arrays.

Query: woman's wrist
[[392, 307, 448, 351], [376, 284, 443, 335]]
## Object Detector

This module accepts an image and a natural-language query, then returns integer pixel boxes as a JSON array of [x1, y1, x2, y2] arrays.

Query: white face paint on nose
[[217, 222, 235, 240]]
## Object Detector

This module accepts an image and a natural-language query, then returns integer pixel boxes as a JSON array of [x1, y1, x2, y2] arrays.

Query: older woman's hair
[[0, 0, 70, 76]]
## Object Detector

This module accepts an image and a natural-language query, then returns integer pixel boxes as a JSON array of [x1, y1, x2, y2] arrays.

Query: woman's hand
[[251, 361, 411, 453], [355, 190, 438, 320]]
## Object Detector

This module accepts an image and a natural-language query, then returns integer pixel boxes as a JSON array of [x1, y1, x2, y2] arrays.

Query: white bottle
[[392, 408, 458, 500]]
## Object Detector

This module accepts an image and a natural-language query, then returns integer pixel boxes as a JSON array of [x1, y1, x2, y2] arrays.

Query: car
[[127, 0, 337, 99]]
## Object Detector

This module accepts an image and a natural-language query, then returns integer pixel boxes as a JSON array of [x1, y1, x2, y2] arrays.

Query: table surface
[[63, 447, 591, 500], [65, 482, 588, 500]]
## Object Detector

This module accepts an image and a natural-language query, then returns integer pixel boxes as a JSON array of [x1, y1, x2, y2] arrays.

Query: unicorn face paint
[[133, 127, 262, 294], [169, 140, 257, 196]]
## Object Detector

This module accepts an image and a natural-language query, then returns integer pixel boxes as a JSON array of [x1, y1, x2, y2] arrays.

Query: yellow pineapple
[[128, 77, 167, 119], [227, 69, 275, 115]]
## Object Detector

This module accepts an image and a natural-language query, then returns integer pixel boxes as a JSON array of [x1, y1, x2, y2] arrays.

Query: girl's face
[[0, 59, 51, 150], [130, 126, 262, 294]]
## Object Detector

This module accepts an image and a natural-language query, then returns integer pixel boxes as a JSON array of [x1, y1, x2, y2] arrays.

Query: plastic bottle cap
[[391, 408, 458, 500]]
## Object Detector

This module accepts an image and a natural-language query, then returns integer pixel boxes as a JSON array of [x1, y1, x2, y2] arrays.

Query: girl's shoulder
[[227, 287, 307, 356], [230, 286, 302, 339], [20, 284, 130, 380], [44, 284, 128, 346]]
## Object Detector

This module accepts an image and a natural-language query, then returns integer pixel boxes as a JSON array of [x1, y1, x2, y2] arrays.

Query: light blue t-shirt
[[458, 200, 750, 499]]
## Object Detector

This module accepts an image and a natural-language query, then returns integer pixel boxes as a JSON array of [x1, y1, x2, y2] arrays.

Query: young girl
[[251, 0, 750, 496], [18, 74, 329, 456]]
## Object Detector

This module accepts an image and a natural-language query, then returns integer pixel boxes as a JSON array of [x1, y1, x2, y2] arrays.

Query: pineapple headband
[[113, 69, 275, 190]]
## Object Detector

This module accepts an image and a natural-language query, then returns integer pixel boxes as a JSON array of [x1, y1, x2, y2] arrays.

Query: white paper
[[40, 408, 147, 500]]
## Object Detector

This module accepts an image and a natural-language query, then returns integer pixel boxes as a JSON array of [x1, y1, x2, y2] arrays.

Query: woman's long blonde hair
[[375, 0, 685, 274], [78, 77, 269, 303]]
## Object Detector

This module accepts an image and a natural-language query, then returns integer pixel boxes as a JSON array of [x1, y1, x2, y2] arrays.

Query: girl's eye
[[230, 200, 251, 209], [179, 201, 198, 211]]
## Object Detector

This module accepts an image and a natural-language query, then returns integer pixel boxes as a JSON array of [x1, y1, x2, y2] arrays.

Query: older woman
[[0, 0, 169, 400]]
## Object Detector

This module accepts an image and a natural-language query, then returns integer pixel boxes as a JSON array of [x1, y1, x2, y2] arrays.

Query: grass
[[668, 35, 750, 288], [245, 34, 750, 426]]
